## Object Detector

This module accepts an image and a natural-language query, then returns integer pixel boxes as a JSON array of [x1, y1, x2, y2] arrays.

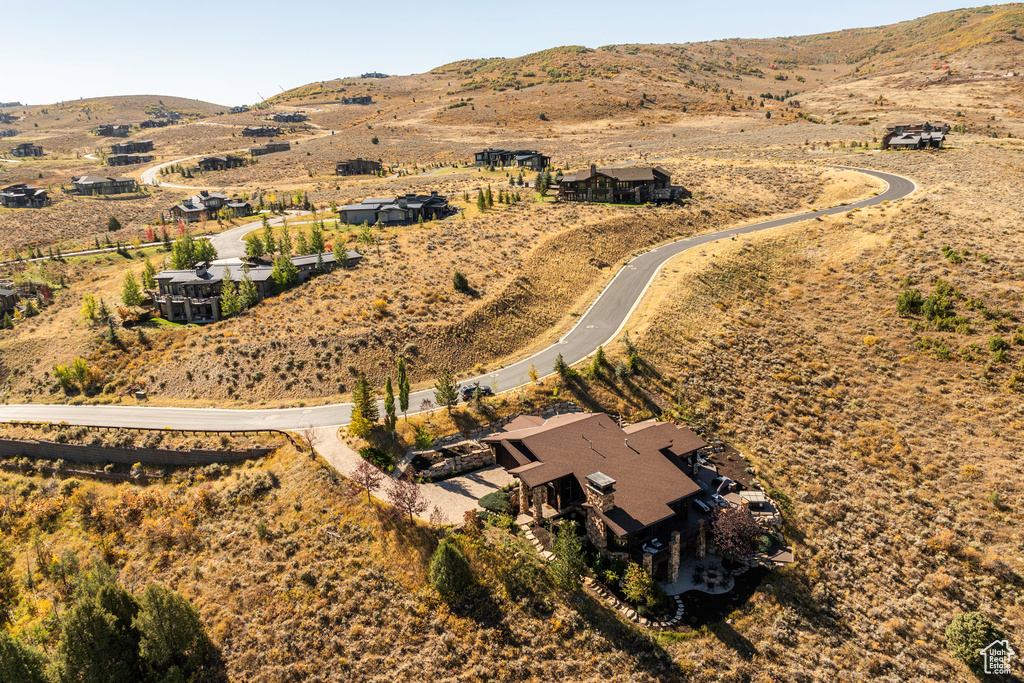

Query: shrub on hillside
[[358, 446, 393, 472], [429, 538, 472, 599], [945, 611, 1000, 672]]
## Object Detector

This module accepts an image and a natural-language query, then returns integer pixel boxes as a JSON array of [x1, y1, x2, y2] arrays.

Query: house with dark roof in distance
[[110, 140, 153, 155], [0, 287, 18, 315], [167, 191, 252, 223], [152, 251, 358, 322], [361, 72, 388, 79], [241, 126, 280, 137], [10, 142, 42, 157], [269, 112, 307, 123], [557, 164, 688, 204], [250, 141, 290, 157], [198, 155, 245, 172], [474, 148, 550, 171], [340, 96, 373, 105], [107, 153, 153, 167], [882, 122, 948, 150], [70, 175, 137, 196], [0, 129, 17, 138], [94, 124, 132, 137], [483, 412, 712, 582], [228, 105, 250, 114], [337, 192, 453, 226], [0, 112, 19, 124], [0, 184, 49, 208], [155, 111, 182, 121], [139, 119, 170, 129], [335, 158, 381, 176]]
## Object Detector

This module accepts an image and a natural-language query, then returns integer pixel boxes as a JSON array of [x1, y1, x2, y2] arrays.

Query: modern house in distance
[[198, 155, 245, 171], [167, 191, 252, 223], [0, 184, 49, 208], [557, 165, 687, 204], [10, 143, 42, 157], [250, 141, 290, 156], [241, 126, 280, 137], [110, 140, 153, 155], [94, 124, 132, 137], [335, 158, 381, 176], [338, 193, 453, 225], [269, 112, 307, 123], [70, 175, 137, 195], [107, 154, 153, 167], [882, 122, 949, 150], [474, 148, 550, 171]]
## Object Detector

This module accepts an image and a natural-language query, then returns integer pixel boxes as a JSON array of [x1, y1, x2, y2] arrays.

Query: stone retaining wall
[[0, 439, 273, 467], [412, 441, 495, 481]]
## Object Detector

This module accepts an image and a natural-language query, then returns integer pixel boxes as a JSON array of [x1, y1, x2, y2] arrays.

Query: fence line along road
[[0, 166, 916, 431]]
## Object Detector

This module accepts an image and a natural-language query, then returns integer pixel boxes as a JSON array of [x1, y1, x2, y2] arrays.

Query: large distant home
[[474, 148, 550, 171], [483, 413, 712, 582], [241, 126, 280, 137], [339, 96, 373, 105], [95, 124, 132, 137], [110, 140, 153, 155], [337, 192, 453, 225], [167, 191, 252, 223], [0, 129, 17, 138], [139, 119, 170, 129], [882, 122, 948, 150], [0, 184, 49, 208], [107, 153, 153, 166], [269, 112, 307, 123], [0, 113, 19, 124], [70, 175, 137, 195], [335, 158, 381, 176], [198, 155, 245, 171], [558, 164, 687, 204], [154, 111, 182, 121], [10, 142, 42, 157], [250, 141, 290, 156], [228, 105, 250, 114], [152, 251, 360, 322], [0, 287, 18, 315], [361, 72, 388, 79]]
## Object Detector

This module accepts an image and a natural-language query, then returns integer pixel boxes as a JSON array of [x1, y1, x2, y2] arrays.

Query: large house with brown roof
[[166, 191, 252, 223], [0, 184, 49, 208], [483, 412, 712, 582], [557, 165, 688, 204], [335, 158, 381, 176], [70, 175, 137, 195]]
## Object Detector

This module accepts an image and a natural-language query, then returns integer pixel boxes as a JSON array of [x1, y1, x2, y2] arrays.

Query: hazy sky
[[8, 0, 974, 106]]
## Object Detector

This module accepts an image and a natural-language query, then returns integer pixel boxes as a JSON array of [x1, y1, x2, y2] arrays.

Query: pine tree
[[310, 221, 325, 253], [295, 229, 309, 255], [106, 215, 121, 232], [351, 372, 379, 423], [433, 368, 459, 414], [121, 272, 143, 308], [476, 190, 486, 213], [270, 256, 298, 292], [397, 356, 410, 420], [550, 520, 586, 591], [384, 377, 397, 431], [219, 268, 240, 317], [141, 259, 157, 290], [262, 224, 276, 255], [2, 312, 13, 329], [278, 226, 293, 256], [245, 233, 265, 258], [452, 270, 469, 293], [485, 186, 493, 208], [591, 345, 606, 377], [238, 270, 259, 309], [554, 352, 569, 378]]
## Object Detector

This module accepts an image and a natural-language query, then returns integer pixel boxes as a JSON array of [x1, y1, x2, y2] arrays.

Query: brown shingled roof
[[484, 413, 704, 535]]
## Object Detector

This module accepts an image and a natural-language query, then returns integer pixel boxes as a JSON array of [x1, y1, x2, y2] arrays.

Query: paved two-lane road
[[0, 166, 915, 430]]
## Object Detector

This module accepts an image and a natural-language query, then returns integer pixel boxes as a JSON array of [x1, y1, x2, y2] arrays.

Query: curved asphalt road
[[0, 166, 915, 430]]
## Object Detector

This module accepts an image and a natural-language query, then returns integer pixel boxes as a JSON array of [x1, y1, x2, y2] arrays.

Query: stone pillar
[[669, 531, 681, 584], [642, 551, 653, 578], [184, 300, 193, 323], [532, 487, 545, 524], [518, 479, 530, 515], [696, 520, 707, 560]]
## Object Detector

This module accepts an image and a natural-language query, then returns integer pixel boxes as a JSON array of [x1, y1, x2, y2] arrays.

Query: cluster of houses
[[151, 250, 361, 323], [0, 129, 16, 138], [557, 165, 688, 204], [268, 112, 307, 123], [228, 106, 251, 114], [482, 412, 785, 582], [94, 124, 132, 137], [336, 158, 381, 176], [166, 191, 252, 223], [69, 175, 137, 196], [198, 155, 245, 171], [882, 122, 949, 150], [474, 148, 550, 171], [250, 141, 290, 156], [0, 184, 49, 209], [338, 192, 453, 225], [0, 112, 19, 124], [10, 142, 42, 158]]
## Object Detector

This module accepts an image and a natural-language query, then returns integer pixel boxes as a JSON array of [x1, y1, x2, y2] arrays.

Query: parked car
[[460, 384, 493, 401]]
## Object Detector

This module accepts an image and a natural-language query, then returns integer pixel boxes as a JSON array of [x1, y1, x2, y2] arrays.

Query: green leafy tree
[[141, 259, 157, 290], [433, 368, 459, 414], [245, 233, 265, 258], [352, 372, 379, 423], [397, 356, 410, 420], [384, 376, 397, 431], [220, 268, 240, 317], [945, 611, 1000, 673], [1, 312, 12, 330], [270, 256, 298, 292], [429, 538, 472, 599], [0, 630, 48, 683], [550, 520, 586, 591], [622, 562, 656, 607], [121, 272, 143, 308], [134, 584, 211, 680]]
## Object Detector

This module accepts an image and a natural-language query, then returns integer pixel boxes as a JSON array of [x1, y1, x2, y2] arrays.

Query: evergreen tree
[[278, 226, 293, 256], [309, 221, 325, 253], [485, 185, 493, 208], [550, 520, 586, 591], [220, 267, 240, 317], [315, 251, 325, 273], [397, 356, 410, 420], [554, 352, 569, 378], [134, 584, 211, 680], [429, 539, 472, 599], [262, 224, 276, 255], [295, 229, 309, 255], [452, 270, 469, 293], [121, 272, 143, 308], [0, 630, 48, 683], [2, 312, 13, 330], [245, 233, 265, 258], [238, 269, 259, 309], [433, 368, 459, 414], [106, 215, 121, 232], [271, 255, 298, 292], [591, 345, 606, 377], [384, 376, 397, 431], [141, 259, 157, 290], [352, 372, 379, 423], [476, 190, 486, 213]]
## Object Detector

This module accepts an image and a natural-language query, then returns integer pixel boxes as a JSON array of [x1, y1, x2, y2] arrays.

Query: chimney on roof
[[590, 163, 597, 174], [585, 472, 616, 513]]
